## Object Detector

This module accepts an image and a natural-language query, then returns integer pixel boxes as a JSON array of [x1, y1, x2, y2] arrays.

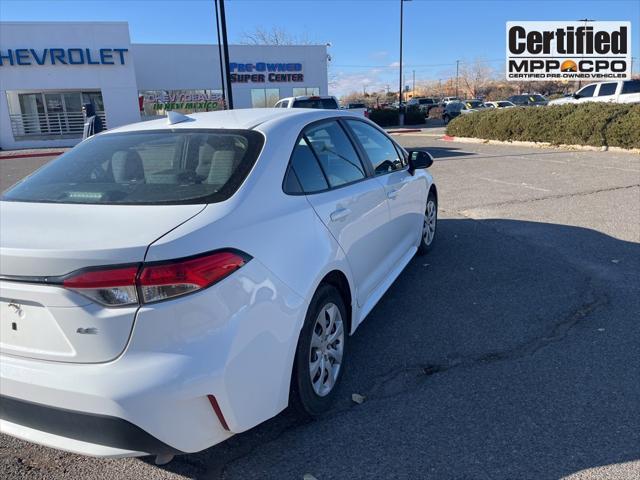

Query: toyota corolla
[[0, 108, 437, 462]]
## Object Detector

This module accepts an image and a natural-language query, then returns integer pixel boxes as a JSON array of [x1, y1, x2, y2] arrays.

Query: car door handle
[[330, 208, 351, 221], [387, 189, 399, 199]]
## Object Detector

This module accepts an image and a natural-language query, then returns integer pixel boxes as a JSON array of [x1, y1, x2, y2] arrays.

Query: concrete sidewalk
[[0, 148, 70, 160]]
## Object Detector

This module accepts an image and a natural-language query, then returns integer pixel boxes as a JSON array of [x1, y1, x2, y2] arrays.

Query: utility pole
[[455, 59, 460, 98], [576, 19, 594, 89], [219, 0, 234, 109], [412, 69, 415, 96]]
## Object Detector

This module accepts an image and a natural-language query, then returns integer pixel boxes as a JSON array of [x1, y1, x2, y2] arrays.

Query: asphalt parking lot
[[1, 135, 639, 480]]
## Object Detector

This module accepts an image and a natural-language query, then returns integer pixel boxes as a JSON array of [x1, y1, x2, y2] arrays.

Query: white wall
[[0, 21, 329, 149], [132, 44, 328, 108], [0, 22, 140, 149]]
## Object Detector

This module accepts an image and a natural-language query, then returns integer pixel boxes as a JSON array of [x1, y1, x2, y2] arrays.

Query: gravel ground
[[1, 136, 639, 479]]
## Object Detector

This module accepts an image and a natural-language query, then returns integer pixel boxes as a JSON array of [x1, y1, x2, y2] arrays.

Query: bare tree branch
[[238, 26, 314, 45]]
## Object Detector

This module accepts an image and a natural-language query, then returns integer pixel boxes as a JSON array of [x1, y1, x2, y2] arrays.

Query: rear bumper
[[0, 396, 177, 457], [0, 258, 306, 457]]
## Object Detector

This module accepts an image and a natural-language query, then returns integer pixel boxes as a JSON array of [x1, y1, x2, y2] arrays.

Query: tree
[[458, 59, 495, 98], [238, 26, 314, 45]]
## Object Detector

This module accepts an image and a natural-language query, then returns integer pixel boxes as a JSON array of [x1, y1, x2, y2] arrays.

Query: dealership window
[[250, 88, 280, 108], [139, 90, 224, 119], [292, 87, 320, 97], [6, 90, 105, 139]]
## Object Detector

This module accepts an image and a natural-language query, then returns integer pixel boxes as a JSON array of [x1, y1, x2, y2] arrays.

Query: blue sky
[[1, 0, 638, 95]]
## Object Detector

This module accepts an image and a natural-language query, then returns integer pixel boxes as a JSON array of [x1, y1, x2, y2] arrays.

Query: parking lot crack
[[457, 183, 639, 213]]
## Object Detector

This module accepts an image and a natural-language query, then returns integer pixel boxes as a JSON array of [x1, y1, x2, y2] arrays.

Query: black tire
[[290, 284, 347, 417], [417, 190, 438, 255]]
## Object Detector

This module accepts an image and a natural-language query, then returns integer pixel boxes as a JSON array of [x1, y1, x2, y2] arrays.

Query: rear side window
[[287, 137, 329, 193], [2, 130, 264, 205], [346, 120, 404, 175], [305, 121, 366, 188], [292, 98, 339, 109], [598, 83, 617, 96], [621, 80, 640, 94]]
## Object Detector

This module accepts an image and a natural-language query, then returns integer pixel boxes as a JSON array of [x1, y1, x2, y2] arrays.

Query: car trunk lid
[[0, 201, 205, 363]]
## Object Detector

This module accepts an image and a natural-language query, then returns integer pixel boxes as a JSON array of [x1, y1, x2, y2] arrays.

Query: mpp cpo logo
[[506, 21, 631, 81]]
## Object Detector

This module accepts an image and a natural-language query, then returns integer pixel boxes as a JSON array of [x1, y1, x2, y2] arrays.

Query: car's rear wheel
[[418, 190, 438, 255], [290, 284, 347, 416]]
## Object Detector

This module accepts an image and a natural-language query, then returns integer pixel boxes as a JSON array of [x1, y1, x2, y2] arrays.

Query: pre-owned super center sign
[[230, 62, 304, 83], [506, 21, 631, 81]]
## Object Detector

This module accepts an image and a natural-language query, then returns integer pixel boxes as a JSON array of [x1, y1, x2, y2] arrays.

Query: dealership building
[[0, 22, 329, 149]]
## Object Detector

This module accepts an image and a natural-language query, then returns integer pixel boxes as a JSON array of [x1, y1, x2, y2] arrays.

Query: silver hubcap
[[309, 303, 344, 397], [422, 200, 437, 246]]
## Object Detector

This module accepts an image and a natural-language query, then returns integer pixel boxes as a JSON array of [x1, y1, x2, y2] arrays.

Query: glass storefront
[[292, 87, 321, 97], [6, 90, 105, 139], [250, 88, 280, 108], [138, 90, 224, 119]]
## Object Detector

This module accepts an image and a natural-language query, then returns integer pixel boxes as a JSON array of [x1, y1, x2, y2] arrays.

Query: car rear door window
[[345, 120, 404, 175], [287, 137, 329, 193], [598, 83, 617, 96], [304, 121, 366, 188]]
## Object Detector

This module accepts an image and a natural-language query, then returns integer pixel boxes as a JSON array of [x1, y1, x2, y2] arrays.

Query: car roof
[[104, 108, 360, 134]]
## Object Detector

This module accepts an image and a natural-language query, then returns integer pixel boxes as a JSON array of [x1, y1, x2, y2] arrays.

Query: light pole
[[218, 0, 234, 109], [214, 0, 226, 108], [398, 0, 411, 126]]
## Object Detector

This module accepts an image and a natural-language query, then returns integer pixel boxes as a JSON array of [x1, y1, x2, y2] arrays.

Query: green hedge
[[368, 108, 425, 127], [445, 103, 640, 149]]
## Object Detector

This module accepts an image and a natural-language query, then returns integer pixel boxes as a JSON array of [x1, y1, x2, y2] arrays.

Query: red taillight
[[63, 266, 138, 289], [61, 250, 249, 307], [138, 251, 247, 304], [63, 266, 139, 306]]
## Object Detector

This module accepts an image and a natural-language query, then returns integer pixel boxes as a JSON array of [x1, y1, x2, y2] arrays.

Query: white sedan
[[0, 108, 437, 462]]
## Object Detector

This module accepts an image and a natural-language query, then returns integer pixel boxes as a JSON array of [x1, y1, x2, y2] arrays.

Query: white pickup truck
[[274, 95, 339, 109], [549, 79, 640, 105], [273, 96, 367, 117]]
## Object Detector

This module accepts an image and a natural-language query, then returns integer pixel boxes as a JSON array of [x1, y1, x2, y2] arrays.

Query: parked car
[[484, 101, 516, 109], [0, 108, 438, 462], [507, 94, 548, 107], [548, 80, 640, 105], [345, 102, 370, 118], [274, 95, 339, 109], [441, 96, 460, 105], [442, 100, 486, 124], [408, 97, 439, 115]]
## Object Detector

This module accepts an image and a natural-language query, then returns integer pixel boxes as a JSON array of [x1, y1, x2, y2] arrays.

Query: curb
[[439, 136, 640, 154], [387, 128, 423, 134], [0, 151, 65, 160]]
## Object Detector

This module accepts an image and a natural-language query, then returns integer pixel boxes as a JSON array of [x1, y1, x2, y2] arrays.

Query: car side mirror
[[408, 150, 433, 175], [573, 93, 580, 99]]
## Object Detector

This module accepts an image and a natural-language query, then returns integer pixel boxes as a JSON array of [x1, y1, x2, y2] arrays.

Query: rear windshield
[[292, 98, 339, 109], [2, 130, 264, 205], [418, 99, 435, 104]]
